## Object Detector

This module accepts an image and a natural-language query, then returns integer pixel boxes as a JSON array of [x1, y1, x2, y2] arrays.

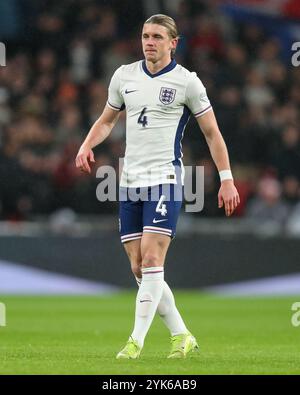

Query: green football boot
[[116, 337, 141, 359], [167, 332, 199, 359]]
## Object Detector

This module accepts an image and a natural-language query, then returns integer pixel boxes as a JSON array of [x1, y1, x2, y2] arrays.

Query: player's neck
[[145, 57, 173, 75]]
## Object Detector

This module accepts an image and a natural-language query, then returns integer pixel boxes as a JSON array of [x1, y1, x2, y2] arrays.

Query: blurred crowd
[[0, 0, 299, 233]]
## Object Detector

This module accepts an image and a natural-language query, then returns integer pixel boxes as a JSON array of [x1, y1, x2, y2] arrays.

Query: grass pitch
[[0, 292, 299, 374]]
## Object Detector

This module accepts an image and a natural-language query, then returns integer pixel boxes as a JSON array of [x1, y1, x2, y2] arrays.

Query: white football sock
[[131, 267, 164, 348], [135, 276, 188, 337]]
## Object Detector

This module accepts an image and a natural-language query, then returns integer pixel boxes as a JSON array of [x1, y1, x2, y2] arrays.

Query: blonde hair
[[144, 14, 179, 57]]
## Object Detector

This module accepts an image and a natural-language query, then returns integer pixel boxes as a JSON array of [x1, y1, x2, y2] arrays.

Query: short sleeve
[[185, 72, 212, 117], [107, 66, 125, 111]]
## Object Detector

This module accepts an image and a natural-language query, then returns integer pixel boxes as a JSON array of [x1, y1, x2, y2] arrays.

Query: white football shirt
[[107, 59, 212, 187]]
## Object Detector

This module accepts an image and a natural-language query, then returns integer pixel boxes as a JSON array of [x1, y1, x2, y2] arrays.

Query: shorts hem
[[143, 226, 172, 237], [120, 232, 143, 243]]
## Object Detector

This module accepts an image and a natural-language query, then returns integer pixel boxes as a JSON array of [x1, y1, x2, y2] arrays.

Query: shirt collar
[[142, 58, 177, 78]]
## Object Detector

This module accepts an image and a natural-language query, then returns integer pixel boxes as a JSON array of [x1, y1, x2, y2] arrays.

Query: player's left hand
[[218, 180, 240, 217]]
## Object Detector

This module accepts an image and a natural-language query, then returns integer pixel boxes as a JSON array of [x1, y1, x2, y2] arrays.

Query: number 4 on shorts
[[156, 195, 167, 216]]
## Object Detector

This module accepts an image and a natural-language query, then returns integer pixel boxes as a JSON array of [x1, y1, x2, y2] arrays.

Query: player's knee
[[131, 262, 142, 278], [126, 250, 142, 275], [127, 248, 141, 263], [141, 252, 161, 268]]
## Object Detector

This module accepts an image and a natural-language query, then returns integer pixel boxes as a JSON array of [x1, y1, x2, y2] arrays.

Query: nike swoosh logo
[[140, 300, 152, 303], [125, 89, 138, 94], [153, 218, 168, 223]]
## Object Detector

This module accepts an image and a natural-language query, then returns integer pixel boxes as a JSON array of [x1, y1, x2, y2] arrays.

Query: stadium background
[[0, 0, 299, 292], [0, 0, 299, 375]]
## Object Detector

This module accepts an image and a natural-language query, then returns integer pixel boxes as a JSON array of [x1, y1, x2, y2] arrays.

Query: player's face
[[142, 23, 177, 63]]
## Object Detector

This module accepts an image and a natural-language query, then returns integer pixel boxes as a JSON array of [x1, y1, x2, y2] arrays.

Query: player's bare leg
[[123, 239, 143, 280], [140, 232, 171, 268]]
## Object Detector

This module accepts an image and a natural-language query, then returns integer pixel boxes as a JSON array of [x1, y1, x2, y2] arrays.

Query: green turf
[[0, 292, 299, 374]]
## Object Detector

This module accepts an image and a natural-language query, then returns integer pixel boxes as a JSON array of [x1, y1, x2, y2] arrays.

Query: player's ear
[[171, 38, 178, 51]]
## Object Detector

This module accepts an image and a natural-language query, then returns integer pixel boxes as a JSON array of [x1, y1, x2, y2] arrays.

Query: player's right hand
[[75, 145, 95, 174]]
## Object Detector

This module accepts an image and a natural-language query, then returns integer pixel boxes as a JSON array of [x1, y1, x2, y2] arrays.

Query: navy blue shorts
[[119, 184, 183, 243]]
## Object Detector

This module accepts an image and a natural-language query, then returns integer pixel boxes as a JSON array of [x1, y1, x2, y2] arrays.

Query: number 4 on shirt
[[138, 107, 148, 127]]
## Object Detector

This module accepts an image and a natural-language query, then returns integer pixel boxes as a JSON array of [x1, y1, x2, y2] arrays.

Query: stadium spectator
[[246, 177, 289, 226]]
